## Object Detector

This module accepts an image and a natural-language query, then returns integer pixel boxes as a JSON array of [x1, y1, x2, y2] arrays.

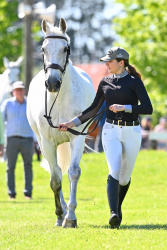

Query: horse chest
[[38, 119, 70, 144]]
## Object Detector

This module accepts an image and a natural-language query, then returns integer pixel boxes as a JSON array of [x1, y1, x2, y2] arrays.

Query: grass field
[[0, 150, 167, 250]]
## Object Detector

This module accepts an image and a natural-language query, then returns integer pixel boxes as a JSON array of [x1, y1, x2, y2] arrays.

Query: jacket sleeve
[[77, 80, 105, 124], [132, 77, 153, 115]]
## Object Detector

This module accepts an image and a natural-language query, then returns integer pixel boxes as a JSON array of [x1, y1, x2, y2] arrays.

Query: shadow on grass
[[77, 198, 94, 201], [63, 197, 94, 201], [0, 197, 53, 203], [120, 224, 167, 230], [0, 200, 42, 204], [89, 224, 167, 230]]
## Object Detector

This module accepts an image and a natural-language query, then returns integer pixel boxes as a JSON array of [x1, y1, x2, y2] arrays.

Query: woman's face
[[106, 59, 125, 74]]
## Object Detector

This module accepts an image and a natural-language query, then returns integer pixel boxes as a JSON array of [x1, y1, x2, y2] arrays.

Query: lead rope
[[44, 88, 60, 125]]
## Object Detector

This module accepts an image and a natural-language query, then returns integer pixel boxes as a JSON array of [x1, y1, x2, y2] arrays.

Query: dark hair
[[116, 58, 141, 79]]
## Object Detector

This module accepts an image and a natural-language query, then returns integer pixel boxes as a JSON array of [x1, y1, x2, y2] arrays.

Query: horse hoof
[[62, 218, 77, 228], [55, 218, 63, 227]]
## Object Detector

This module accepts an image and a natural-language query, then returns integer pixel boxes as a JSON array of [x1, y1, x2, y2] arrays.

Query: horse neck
[[57, 62, 74, 101], [0, 73, 12, 105], [2, 70, 10, 84]]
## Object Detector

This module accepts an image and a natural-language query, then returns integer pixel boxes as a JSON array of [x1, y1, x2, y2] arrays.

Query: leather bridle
[[43, 35, 70, 76]]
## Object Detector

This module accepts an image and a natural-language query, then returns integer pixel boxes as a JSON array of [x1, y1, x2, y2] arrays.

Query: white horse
[[0, 56, 23, 105], [27, 18, 95, 228]]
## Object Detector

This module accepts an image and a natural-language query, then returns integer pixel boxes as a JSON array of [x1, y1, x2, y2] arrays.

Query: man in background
[[1, 81, 34, 200]]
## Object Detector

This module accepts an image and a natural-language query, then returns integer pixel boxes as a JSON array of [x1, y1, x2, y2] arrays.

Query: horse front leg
[[50, 167, 64, 226], [41, 138, 64, 226], [62, 136, 84, 228]]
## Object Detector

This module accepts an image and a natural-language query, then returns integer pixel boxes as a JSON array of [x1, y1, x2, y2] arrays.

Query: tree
[[0, 0, 22, 72], [113, 0, 167, 122]]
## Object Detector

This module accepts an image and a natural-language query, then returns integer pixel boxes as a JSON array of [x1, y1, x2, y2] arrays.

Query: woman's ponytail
[[127, 64, 141, 79], [124, 59, 141, 79], [116, 58, 141, 79]]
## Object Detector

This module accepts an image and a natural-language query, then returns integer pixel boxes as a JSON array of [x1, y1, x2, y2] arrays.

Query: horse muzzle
[[45, 79, 61, 93]]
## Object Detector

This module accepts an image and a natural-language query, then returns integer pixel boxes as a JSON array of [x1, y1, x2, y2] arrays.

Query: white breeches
[[102, 122, 142, 186]]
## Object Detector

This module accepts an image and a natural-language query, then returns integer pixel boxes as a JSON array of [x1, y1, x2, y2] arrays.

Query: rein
[[43, 35, 107, 136]]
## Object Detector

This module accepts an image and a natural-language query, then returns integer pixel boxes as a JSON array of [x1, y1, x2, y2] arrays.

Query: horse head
[[3, 56, 23, 85], [0, 56, 23, 105], [41, 18, 70, 93]]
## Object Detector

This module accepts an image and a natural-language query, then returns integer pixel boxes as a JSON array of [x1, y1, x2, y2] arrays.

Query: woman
[[58, 46, 153, 228]]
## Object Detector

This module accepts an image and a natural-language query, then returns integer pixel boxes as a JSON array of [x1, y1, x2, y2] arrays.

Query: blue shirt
[[1, 97, 34, 138]]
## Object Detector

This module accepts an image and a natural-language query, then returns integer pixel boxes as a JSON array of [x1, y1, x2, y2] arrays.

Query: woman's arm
[[58, 80, 105, 131], [108, 77, 153, 115], [132, 77, 153, 115]]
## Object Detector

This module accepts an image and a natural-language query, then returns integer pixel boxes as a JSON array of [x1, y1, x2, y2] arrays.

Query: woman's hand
[[58, 121, 75, 131], [109, 104, 125, 113]]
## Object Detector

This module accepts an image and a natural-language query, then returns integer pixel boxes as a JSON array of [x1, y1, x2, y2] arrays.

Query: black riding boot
[[107, 175, 120, 228], [118, 179, 131, 223]]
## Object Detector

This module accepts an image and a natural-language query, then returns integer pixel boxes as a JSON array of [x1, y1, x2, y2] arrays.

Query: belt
[[106, 118, 140, 126]]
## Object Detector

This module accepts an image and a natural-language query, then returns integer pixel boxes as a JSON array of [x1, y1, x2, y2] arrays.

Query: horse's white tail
[[40, 142, 71, 174]]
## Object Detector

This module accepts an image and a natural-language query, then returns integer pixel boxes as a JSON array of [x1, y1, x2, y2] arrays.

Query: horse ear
[[59, 18, 67, 33], [15, 56, 23, 66], [3, 57, 9, 68], [42, 19, 48, 33]]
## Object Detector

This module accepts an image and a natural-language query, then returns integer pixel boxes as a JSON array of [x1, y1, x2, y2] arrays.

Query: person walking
[[1, 81, 34, 200], [58, 46, 153, 228]]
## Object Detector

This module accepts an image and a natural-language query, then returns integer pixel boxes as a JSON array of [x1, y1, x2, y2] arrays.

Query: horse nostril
[[46, 77, 61, 92], [56, 81, 61, 89]]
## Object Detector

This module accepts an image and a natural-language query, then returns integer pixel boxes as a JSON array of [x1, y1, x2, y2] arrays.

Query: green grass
[[0, 150, 167, 249]]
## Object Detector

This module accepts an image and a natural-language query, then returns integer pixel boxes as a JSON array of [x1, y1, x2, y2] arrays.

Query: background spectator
[[154, 117, 167, 150], [141, 116, 153, 149], [1, 81, 34, 200]]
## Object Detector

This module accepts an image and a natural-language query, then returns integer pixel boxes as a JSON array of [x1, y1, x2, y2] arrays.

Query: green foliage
[[0, 151, 167, 249], [113, 0, 167, 123], [0, 0, 23, 72], [32, 21, 41, 42]]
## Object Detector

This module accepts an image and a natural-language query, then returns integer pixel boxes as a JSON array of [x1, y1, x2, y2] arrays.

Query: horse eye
[[64, 47, 67, 52]]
